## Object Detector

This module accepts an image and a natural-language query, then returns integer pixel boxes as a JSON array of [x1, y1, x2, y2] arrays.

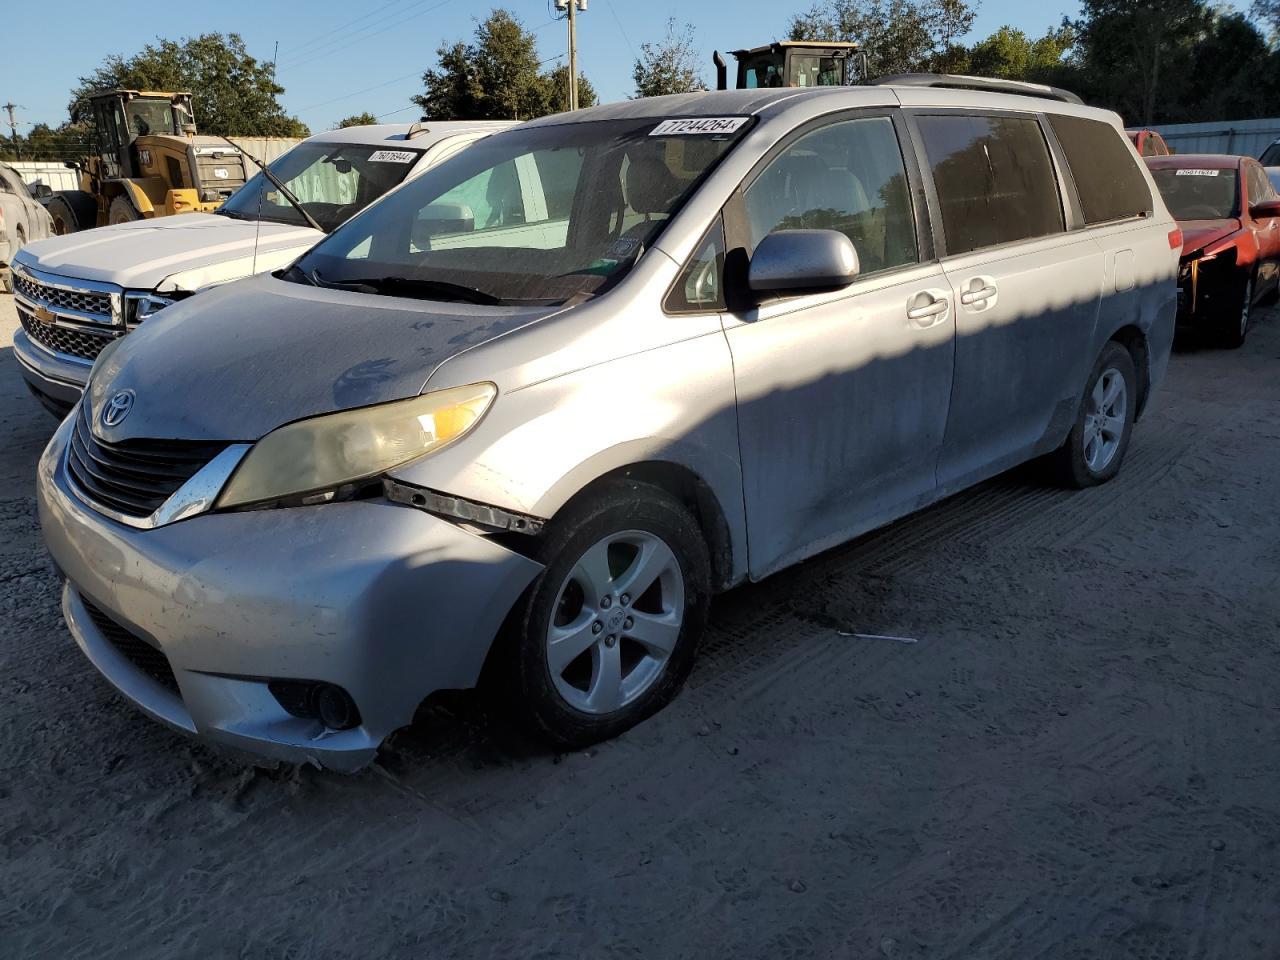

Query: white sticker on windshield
[[650, 117, 749, 137], [1176, 169, 1221, 177], [369, 150, 416, 163]]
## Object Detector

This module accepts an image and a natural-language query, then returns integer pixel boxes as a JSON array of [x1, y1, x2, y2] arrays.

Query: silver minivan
[[39, 79, 1179, 769]]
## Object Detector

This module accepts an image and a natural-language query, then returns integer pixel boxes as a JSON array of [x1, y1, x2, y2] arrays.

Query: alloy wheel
[[1240, 278, 1253, 340], [1083, 367, 1127, 473], [546, 530, 685, 715]]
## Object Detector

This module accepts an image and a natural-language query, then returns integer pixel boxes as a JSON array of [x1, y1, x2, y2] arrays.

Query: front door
[[723, 113, 955, 578]]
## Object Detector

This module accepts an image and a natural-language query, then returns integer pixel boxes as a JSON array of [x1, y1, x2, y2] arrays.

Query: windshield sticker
[[650, 117, 749, 137], [1176, 169, 1221, 177], [369, 150, 417, 163], [604, 236, 641, 261]]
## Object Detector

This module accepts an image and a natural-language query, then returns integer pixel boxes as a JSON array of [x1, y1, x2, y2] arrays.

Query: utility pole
[[2, 103, 19, 159], [556, 0, 587, 110]]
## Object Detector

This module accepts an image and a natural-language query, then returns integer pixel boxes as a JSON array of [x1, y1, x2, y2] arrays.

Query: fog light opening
[[312, 683, 361, 731]]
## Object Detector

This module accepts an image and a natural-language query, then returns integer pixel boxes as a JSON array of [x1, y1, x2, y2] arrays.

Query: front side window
[[1049, 114, 1153, 226], [1260, 141, 1280, 166], [290, 117, 749, 305], [126, 100, 177, 138], [744, 116, 918, 276], [217, 142, 425, 232], [1246, 162, 1277, 205], [917, 114, 1064, 255], [1149, 167, 1239, 220]]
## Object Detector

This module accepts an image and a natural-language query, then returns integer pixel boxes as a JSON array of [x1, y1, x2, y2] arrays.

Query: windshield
[[218, 141, 424, 232], [1261, 142, 1280, 166], [288, 116, 750, 305], [126, 100, 177, 138], [1150, 167, 1239, 220]]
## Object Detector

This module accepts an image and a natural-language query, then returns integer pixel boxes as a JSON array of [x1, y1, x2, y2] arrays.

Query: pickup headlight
[[216, 383, 497, 509], [124, 292, 177, 325]]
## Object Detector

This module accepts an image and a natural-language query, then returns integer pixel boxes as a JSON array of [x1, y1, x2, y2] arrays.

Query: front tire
[[1219, 273, 1253, 350], [108, 196, 140, 225], [497, 480, 711, 749], [1046, 341, 1137, 489]]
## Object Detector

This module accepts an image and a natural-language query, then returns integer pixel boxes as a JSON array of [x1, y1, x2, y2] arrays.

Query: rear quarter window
[[1049, 115, 1154, 225]]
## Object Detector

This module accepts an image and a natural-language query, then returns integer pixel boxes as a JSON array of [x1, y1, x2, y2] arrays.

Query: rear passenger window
[[916, 114, 1063, 255], [1048, 115, 1154, 225], [744, 116, 918, 276]]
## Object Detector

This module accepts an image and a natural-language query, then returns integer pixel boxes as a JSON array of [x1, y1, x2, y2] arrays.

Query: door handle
[[906, 298, 949, 322], [960, 284, 998, 305]]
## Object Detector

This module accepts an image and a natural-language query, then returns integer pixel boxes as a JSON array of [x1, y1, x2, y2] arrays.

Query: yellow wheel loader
[[712, 41, 869, 90], [44, 90, 249, 234]]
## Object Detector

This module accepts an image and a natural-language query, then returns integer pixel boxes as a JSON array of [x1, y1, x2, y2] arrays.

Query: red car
[[1146, 154, 1280, 347], [1126, 128, 1171, 157]]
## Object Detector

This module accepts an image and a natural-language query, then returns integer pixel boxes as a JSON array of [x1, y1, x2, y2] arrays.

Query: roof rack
[[873, 73, 1084, 105]]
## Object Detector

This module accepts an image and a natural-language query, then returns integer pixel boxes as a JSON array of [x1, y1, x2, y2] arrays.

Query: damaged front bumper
[[37, 414, 543, 771]]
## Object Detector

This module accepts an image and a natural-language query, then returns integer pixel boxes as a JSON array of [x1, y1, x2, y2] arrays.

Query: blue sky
[[0, 0, 1254, 134]]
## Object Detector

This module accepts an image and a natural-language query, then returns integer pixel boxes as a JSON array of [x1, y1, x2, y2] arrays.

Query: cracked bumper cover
[[37, 414, 543, 770]]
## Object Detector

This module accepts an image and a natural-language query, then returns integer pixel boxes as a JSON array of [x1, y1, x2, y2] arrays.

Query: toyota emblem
[[102, 390, 135, 428]]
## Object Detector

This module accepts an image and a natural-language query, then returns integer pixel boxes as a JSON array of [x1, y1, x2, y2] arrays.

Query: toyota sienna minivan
[[39, 78, 1180, 770]]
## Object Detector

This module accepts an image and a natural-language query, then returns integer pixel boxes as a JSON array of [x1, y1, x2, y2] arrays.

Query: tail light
[[1168, 227, 1183, 249]]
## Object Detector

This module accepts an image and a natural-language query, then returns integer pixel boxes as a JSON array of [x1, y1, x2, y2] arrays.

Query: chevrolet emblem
[[33, 305, 57, 325]]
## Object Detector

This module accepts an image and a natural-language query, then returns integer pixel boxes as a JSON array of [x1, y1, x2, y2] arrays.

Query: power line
[[278, 0, 419, 62], [278, 0, 451, 72], [294, 71, 423, 114]]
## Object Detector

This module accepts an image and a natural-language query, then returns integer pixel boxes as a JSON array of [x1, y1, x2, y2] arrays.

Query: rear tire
[[493, 479, 711, 749], [1218, 273, 1253, 350], [1045, 341, 1137, 489], [45, 196, 80, 235], [108, 196, 140, 225]]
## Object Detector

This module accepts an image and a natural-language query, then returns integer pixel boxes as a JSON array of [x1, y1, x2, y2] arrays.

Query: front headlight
[[124, 292, 176, 325], [216, 383, 496, 509]]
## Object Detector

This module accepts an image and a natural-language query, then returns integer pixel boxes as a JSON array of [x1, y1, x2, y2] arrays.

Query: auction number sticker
[[369, 150, 416, 163], [650, 117, 749, 137], [1176, 169, 1221, 177]]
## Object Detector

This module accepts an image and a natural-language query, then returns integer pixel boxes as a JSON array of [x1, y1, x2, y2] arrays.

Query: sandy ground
[[2, 293, 1280, 959]]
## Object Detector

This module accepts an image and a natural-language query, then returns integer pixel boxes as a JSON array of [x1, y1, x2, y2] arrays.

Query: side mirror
[[29, 183, 53, 200], [1250, 199, 1280, 220], [747, 229, 860, 295]]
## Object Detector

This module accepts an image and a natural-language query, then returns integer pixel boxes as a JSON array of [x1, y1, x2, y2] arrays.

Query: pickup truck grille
[[67, 404, 228, 519], [19, 306, 117, 361], [12, 272, 113, 317]]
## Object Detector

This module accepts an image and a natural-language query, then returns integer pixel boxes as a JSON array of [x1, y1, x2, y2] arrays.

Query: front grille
[[67, 404, 228, 519], [80, 597, 180, 695], [19, 306, 117, 361], [13, 272, 113, 317]]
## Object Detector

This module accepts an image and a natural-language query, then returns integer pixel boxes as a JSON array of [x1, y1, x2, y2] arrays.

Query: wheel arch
[[1107, 324, 1151, 418], [542, 457, 743, 593]]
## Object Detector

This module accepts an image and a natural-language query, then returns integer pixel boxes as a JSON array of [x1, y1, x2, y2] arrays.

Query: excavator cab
[[714, 42, 868, 90], [88, 90, 192, 180]]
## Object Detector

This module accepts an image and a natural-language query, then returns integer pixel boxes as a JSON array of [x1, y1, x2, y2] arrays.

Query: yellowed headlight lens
[[216, 383, 496, 508]]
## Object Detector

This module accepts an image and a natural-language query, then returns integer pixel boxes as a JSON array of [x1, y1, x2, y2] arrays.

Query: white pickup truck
[[11, 120, 512, 415]]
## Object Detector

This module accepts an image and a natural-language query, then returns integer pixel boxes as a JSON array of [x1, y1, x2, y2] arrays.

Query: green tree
[[413, 9, 593, 120], [632, 19, 708, 98], [788, 0, 977, 75], [1253, 0, 1279, 44], [70, 33, 309, 137], [334, 112, 380, 129], [967, 25, 1076, 80]]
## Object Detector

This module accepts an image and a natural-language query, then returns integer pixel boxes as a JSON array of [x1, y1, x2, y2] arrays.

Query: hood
[[19, 214, 320, 291], [1179, 218, 1241, 258], [87, 272, 557, 442]]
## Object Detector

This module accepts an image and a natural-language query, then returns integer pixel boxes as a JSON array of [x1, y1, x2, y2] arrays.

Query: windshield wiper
[[219, 136, 326, 234], [311, 275, 503, 305]]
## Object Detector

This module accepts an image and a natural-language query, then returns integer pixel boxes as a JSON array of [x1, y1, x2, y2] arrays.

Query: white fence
[[1150, 117, 1280, 159]]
